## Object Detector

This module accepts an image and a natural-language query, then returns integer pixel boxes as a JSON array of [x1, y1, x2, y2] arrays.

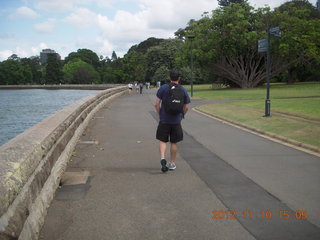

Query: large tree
[[145, 39, 183, 81], [177, 0, 320, 88], [0, 59, 32, 85], [273, 0, 320, 83], [20, 56, 42, 84], [64, 49, 100, 70], [45, 54, 62, 84], [63, 59, 100, 84], [179, 3, 272, 88], [122, 37, 165, 82]]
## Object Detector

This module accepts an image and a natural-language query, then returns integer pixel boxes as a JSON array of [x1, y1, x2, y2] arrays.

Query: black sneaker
[[160, 159, 168, 172]]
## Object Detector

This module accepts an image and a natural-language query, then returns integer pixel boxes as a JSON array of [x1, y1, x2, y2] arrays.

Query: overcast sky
[[0, 0, 317, 61]]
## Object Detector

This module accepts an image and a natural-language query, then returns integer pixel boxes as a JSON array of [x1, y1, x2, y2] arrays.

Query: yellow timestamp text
[[211, 210, 308, 220]]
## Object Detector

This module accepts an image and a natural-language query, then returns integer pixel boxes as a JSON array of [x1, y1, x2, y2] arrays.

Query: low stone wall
[[0, 86, 127, 240]]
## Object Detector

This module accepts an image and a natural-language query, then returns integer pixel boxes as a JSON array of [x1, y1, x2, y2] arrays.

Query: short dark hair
[[170, 69, 181, 81]]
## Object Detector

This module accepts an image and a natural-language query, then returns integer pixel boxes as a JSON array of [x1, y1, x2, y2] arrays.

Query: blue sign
[[258, 38, 268, 52], [269, 27, 281, 39]]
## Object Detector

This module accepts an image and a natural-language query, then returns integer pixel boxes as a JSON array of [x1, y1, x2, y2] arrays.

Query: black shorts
[[156, 122, 183, 143]]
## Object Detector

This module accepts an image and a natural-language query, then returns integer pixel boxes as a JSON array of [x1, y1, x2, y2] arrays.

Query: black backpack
[[163, 83, 185, 115]]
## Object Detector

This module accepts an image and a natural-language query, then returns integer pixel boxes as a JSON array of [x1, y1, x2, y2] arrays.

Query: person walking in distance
[[155, 70, 191, 172]]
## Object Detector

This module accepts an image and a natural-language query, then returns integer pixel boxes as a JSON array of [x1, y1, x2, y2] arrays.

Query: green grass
[[191, 82, 320, 148], [184, 82, 320, 100], [232, 98, 320, 119]]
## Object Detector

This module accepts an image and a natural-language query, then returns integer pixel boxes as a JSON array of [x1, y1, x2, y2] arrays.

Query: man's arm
[[183, 104, 189, 116], [155, 97, 161, 115]]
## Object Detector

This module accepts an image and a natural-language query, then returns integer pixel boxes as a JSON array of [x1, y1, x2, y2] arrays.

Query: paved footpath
[[40, 89, 320, 240]]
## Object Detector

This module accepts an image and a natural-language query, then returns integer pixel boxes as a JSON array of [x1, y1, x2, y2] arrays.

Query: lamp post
[[258, 26, 281, 117], [265, 32, 271, 117], [187, 35, 195, 97]]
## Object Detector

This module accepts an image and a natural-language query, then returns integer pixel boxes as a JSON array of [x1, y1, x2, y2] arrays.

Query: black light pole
[[259, 26, 281, 117], [265, 32, 271, 117], [187, 35, 195, 97]]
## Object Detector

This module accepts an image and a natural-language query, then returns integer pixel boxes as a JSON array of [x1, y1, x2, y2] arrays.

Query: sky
[[0, 0, 318, 61]]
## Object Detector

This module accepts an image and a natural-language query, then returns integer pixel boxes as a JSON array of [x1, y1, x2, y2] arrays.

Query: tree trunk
[[286, 67, 298, 84], [213, 53, 266, 88], [213, 53, 292, 88]]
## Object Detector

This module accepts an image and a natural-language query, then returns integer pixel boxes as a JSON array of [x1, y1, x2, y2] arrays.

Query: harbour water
[[0, 89, 99, 146]]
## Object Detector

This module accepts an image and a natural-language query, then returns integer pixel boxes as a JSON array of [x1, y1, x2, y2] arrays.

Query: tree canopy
[[63, 59, 100, 84], [0, 0, 319, 87]]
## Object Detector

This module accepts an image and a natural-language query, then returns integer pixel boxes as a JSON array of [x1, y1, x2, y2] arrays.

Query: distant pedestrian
[[155, 70, 191, 172], [128, 83, 133, 93], [156, 81, 161, 88], [135, 82, 139, 93], [139, 82, 144, 94]]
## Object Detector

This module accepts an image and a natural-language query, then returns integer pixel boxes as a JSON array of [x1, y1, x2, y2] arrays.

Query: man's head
[[169, 69, 181, 82]]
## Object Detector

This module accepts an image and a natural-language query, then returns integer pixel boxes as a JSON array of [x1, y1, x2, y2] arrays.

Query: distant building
[[40, 49, 61, 64]]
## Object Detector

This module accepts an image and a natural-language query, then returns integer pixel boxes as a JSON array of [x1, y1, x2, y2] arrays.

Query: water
[[0, 89, 99, 146]]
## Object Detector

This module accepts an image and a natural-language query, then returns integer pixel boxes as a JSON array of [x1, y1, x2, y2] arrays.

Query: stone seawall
[[0, 86, 127, 240]]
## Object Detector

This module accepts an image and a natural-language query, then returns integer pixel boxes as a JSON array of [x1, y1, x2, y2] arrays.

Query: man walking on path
[[155, 70, 191, 172]]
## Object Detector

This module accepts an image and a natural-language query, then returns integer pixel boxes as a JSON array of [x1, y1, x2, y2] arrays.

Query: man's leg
[[170, 143, 178, 163], [159, 141, 166, 159], [159, 141, 168, 172]]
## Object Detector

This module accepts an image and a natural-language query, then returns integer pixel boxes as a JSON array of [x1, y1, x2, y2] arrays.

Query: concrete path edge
[[193, 108, 320, 158]]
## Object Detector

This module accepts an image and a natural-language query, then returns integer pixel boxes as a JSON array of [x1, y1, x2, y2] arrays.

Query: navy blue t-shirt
[[157, 83, 191, 124]]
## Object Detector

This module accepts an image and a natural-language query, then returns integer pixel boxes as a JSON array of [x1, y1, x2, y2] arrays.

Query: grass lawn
[[184, 82, 320, 100], [190, 82, 320, 149]]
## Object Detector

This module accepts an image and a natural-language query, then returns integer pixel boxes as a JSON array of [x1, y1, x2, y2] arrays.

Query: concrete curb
[[0, 87, 126, 240], [193, 107, 320, 157]]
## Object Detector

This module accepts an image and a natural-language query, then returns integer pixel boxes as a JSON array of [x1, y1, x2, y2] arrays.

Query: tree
[[273, 0, 320, 83], [145, 39, 183, 81], [153, 66, 169, 84], [63, 59, 100, 84], [45, 54, 62, 84], [121, 37, 166, 83], [111, 51, 118, 61], [179, 3, 273, 88], [123, 51, 146, 82], [218, 0, 247, 7], [20, 56, 42, 84], [0, 59, 32, 85], [64, 49, 100, 70], [8, 54, 20, 61]]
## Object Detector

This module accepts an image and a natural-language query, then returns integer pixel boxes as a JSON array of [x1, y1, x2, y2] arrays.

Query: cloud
[[248, 0, 286, 8], [63, 7, 98, 27], [0, 50, 13, 61], [94, 0, 217, 57], [34, 18, 56, 33], [10, 6, 39, 19], [33, 0, 75, 12], [140, 0, 217, 29], [96, 10, 166, 57], [31, 42, 48, 56], [96, 37, 114, 56], [0, 47, 29, 60], [32, 0, 116, 12]]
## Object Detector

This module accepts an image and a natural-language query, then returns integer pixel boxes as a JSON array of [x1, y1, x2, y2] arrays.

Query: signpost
[[258, 27, 281, 117], [187, 35, 195, 97]]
